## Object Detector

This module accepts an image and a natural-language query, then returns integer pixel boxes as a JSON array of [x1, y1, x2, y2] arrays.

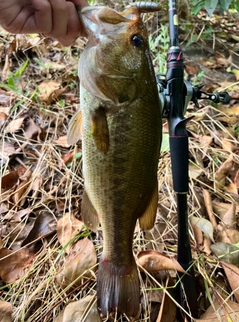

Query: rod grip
[[169, 136, 188, 193]]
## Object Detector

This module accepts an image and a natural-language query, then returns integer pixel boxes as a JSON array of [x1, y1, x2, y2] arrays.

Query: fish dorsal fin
[[139, 181, 158, 231], [81, 190, 99, 232], [67, 109, 83, 145], [90, 107, 109, 154]]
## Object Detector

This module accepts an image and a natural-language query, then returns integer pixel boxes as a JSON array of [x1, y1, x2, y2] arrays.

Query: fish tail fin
[[97, 259, 140, 318]]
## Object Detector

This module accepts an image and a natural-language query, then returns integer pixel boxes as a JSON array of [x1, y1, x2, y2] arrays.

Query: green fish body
[[68, 3, 162, 318]]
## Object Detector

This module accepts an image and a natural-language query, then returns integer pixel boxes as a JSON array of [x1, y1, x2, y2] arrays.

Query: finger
[[28, 0, 53, 34], [45, 0, 69, 39]]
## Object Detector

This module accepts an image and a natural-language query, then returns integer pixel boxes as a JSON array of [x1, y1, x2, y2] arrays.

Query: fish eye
[[131, 34, 143, 47]]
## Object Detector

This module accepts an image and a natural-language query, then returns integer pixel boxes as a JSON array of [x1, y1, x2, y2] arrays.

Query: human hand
[[0, 0, 89, 46]]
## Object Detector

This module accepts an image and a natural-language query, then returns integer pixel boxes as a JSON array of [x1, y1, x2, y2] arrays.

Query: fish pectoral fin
[[90, 107, 109, 153], [67, 109, 83, 145], [81, 190, 99, 232], [139, 181, 158, 231]]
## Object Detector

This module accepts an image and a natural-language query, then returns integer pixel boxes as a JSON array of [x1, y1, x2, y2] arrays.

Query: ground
[[0, 4, 239, 322]]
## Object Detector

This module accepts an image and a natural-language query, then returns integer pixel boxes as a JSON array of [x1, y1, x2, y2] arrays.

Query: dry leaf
[[0, 248, 35, 283], [190, 216, 214, 242], [56, 238, 97, 288], [221, 203, 236, 229], [24, 118, 40, 140], [54, 136, 70, 148], [5, 117, 25, 134], [57, 213, 84, 253], [203, 189, 217, 229], [221, 261, 239, 303], [195, 299, 239, 321], [216, 227, 239, 244], [137, 250, 186, 274], [60, 296, 101, 322], [0, 301, 12, 322], [1, 171, 19, 190], [215, 155, 234, 189], [38, 80, 66, 104], [22, 212, 56, 247]]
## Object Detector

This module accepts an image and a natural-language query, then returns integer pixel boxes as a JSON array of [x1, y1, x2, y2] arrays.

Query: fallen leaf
[[203, 189, 217, 229], [190, 216, 214, 242], [1, 171, 19, 190], [54, 136, 70, 148], [0, 301, 12, 322], [57, 212, 84, 253], [221, 261, 239, 303], [4, 117, 25, 134], [215, 155, 234, 189], [24, 118, 40, 140], [137, 250, 186, 274], [22, 212, 56, 247], [221, 203, 236, 229], [216, 227, 239, 244], [211, 242, 239, 265], [38, 80, 66, 104], [195, 299, 239, 321], [0, 248, 35, 283], [54, 295, 101, 322], [56, 238, 97, 288]]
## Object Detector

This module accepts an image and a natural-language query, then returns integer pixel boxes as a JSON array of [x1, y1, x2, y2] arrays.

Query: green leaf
[[218, 0, 232, 11], [161, 133, 169, 152], [204, 0, 218, 15]]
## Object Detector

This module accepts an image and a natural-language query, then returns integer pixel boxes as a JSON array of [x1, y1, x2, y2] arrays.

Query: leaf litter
[[0, 5, 239, 322]]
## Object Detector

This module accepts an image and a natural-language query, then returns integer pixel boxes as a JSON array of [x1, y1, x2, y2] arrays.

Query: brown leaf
[[57, 213, 84, 253], [216, 227, 239, 244], [0, 301, 12, 322], [195, 299, 239, 321], [24, 118, 40, 140], [0, 141, 15, 158], [56, 238, 97, 288], [5, 117, 25, 134], [221, 261, 239, 303], [215, 155, 234, 189], [221, 203, 236, 229], [22, 212, 56, 247], [137, 250, 186, 274], [54, 136, 70, 148], [12, 178, 31, 205], [203, 189, 217, 229], [1, 171, 19, 190], [38, 80, 66, 104], [0, 248, 35, 283], [60, 295, 101, 322]]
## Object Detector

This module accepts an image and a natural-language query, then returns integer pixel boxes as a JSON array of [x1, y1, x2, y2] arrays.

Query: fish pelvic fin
[[97, 259, 140, 319], [67, 109, 83, 145], [139, 180, 158, 231], [81, 190, 99, 231], [90, 107, 109, 154]]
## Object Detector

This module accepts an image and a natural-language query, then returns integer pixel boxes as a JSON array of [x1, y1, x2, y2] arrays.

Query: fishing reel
[[156, 74, 231, 118]]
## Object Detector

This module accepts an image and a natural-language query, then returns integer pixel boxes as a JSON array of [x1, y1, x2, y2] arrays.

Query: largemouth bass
[[68, 3, 162, 318]]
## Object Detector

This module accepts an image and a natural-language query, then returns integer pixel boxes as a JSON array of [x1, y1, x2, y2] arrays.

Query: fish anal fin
[[81, 190, 99, 232], [139, 181, 158, 231], [97, 259, 140, 318], [67, 109, 83, 145], [90, 107, 109, 154]]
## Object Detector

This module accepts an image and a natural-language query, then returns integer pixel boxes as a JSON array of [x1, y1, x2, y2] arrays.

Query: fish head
[[79, 5, 158, 106]]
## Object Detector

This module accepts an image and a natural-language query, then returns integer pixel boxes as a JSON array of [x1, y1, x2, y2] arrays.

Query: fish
[[67, 2, 162, 319]]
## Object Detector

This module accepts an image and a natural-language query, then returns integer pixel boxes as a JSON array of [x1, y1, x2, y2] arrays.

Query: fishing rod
[[156, 0, 231, 319]]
